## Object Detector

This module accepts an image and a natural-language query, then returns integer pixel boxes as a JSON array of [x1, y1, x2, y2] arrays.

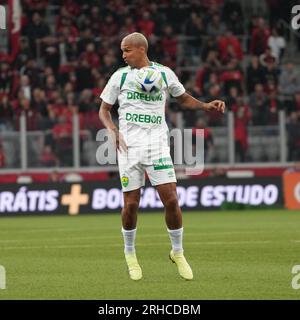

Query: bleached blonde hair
[[121, 32, 148, 51]]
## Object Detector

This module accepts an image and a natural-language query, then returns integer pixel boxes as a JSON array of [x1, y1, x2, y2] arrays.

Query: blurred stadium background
[[0, 0, 300, 299], [0, 0, 300, 176]]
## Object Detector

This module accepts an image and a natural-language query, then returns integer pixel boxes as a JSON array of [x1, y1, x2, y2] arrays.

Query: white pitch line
[[0, 231, 262, 243], [0, 227, 116, 233], [0, 240, 275, 250]]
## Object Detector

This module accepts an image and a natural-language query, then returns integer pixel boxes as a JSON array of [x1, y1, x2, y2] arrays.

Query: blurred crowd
[[0, 0, 300, 167]]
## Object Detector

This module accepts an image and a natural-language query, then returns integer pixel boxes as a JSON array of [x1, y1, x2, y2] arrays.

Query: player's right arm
[[99, 70, 127, 152], [99, 101, 127, 152]]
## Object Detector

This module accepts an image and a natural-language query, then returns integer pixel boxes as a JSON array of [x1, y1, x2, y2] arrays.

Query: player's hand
[[204, 100, 225, 113], [109, 128, 127, 153]]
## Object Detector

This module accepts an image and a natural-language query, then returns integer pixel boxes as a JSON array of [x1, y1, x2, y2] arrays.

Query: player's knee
[[123, 201, 139, 214], [164, 195, 179, 211]]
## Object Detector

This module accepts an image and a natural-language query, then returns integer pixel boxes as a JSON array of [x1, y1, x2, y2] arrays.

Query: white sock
[[122, 227, 136, 254], [167, 227, 183, 254]]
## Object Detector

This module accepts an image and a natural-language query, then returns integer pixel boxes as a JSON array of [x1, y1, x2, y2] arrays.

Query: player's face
[[121, 41, 144, 68]]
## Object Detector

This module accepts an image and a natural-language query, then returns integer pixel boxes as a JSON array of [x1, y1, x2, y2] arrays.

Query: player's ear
[[139, 46, 146, 54]]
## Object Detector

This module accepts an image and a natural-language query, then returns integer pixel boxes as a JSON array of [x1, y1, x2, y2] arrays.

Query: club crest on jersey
[[121, 176, 129, 187]]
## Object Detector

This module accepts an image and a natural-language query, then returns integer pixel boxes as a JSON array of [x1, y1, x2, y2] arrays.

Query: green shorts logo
[[121, 176, 129, 187], [168, 171, 174, 178], [153, 157, 173, 170]]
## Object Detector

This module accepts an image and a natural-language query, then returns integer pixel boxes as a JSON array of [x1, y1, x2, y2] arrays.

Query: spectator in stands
[[218, 29, 243, 64], [207, 13, 226, 37], [226, 86, 239, 110], [100, 14, 119, 40], [232, 96, 251, 162], [0, 144, 6, 168], [101, 53, 117, 79], [137, 11, 155, 38], [203, 72, 220, 97], [267, 27, 286, 62], [219, 58, 244, 96], [161, 25, 178, 59], [43, 37, 61, 73], [31, 87, 47, 116], [52, 114, 73, 167], [263, 58, 280, 91], [250, 17, 271, 56], [0, 95, 14, 131], [123, 17, 137, 35], [0, 62, 13, 95], [249, 83, 269, 125], [79, 89, 94, 113], [23, 0, 48, 17], [291, 90, 300, 116], [44, 74, 59, 102], [77, 28, 94, 55], [279, 62, 300, 97], [19, 75, 32, 101], [23, 12, 50, 57], [80, 42, 100, 68], [201, 37, 220, 63], [185, 12, 205, 57], [75, 59, 93, 91], [16, 38, 33, 70], [259, 47, 278, 67], [20, 59, 41, 88], [40, 145, 59, 167], [17, 97, 37, 130], [222, 0, 244, 35], [284, 89, 300, 116], [192, 118, 214, 162], [246, 55, 266, 94], [267, 86, 282, 125]]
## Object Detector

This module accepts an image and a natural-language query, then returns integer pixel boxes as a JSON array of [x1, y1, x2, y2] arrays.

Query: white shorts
[[118, 146, 177, 192]]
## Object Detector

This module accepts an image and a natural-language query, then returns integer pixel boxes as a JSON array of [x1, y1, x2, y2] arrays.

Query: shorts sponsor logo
[[168, 171, 175, 178], [121, 176, 129, 187], [126, 113, 162, 125], [153, 157, 173, 170]]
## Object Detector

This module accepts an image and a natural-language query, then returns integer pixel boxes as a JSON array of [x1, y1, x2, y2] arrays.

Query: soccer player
[[99, 32, 225, 281]]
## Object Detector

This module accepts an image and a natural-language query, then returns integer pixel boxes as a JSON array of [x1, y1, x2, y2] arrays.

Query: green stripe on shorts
[[153, 164, 174, 170]]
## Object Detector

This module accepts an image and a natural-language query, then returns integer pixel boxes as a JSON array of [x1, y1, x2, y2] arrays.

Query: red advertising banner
[[283, 172, 300, 210]]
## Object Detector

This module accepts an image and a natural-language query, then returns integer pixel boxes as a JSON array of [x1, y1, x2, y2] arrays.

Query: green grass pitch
[[0, 209, 300, 300]]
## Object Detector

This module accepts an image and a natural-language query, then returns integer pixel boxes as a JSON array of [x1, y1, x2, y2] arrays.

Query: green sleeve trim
[[120, 73, 128, 90], [161, 72, 168, 87]]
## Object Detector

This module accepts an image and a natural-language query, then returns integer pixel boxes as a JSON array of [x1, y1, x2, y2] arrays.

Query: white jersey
[[100, 62, 185, 148]]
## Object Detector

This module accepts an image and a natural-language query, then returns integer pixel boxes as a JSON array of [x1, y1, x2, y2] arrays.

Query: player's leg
[[118, 147, 145, 280], [122, 188, 140, 254], [121, 188, 143, 281], [155, 183, 193, 280], [122, 188, 140, 230], [155, 182, 182, 230]]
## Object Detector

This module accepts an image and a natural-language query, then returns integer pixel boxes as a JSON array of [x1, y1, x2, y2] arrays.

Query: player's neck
[[135, 57, 151, 69]]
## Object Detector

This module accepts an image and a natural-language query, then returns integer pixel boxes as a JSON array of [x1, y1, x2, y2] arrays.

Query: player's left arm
[[176, 92, 225, 113]]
